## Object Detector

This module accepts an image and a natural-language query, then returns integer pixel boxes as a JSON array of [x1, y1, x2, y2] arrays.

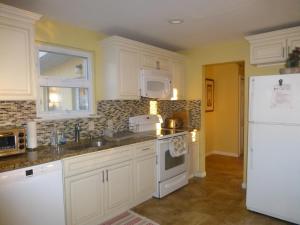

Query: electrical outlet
[[88, 121, 95, 131], [107, 120, 113, 129]]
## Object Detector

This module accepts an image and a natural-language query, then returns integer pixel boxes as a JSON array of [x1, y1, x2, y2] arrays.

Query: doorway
[[203, 62, 245, 161]]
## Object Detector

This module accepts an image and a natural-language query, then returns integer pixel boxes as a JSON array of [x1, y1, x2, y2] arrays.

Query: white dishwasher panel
[[0, 160, 65, 225]]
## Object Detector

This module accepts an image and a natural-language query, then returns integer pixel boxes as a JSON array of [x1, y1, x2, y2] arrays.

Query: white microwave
[[140, 69, 172, 99]]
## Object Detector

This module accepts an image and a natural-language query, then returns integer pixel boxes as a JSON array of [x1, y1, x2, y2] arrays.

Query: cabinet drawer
[[135, 140, 156, 157], [63, 146, 133, 177]]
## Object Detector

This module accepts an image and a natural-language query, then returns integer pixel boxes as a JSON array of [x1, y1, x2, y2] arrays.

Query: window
[[37, 44, 94, 118]]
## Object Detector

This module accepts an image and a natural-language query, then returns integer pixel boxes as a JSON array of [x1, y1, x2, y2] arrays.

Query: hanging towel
[[169, 135, 187, 157]]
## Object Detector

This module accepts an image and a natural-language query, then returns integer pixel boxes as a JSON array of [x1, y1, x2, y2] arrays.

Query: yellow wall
[[205, 63, 240, 156], [35, 17, 106, 101], [182, 38, 282, 184]]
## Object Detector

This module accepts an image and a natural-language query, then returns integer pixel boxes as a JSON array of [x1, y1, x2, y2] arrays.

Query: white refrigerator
[[246, 74, 300, 224]]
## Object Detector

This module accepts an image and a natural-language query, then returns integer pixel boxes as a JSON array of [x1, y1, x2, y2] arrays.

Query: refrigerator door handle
[[250, 147, 254, 169], [248, 124, 255, 170]]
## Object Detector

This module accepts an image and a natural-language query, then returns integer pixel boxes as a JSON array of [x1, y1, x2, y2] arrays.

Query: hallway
[[133, 155, 292, 225]]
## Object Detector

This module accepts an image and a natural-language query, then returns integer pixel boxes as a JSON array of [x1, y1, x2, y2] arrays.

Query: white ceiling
[[3, 0, 300, 50]]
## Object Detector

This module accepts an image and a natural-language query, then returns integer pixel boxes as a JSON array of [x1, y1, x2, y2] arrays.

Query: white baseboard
[[206, 150, 239, 157], [242, 182, 246, 189], [194, 171, 206, 178]]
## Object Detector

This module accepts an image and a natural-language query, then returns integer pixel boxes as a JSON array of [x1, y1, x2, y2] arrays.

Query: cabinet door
[[119, 48, 140, 98], [141, 53, 157, 69], [65, 169, 105, 225], [0, 23, 36, 100], [250, 39, 286, 64], [105, 160, 133, 215], [134, 155, 156, 204], [157, 56, 170, 71], [287, 36, 300, 53], [172, 61, 185, 99], [141, 53, 170, 71]]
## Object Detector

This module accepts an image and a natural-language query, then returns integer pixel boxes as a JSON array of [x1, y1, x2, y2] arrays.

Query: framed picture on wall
[[205, 79, 214, 112]]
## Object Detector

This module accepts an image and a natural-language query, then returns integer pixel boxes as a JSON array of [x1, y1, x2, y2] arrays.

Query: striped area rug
[[100, 210, 159, 225]]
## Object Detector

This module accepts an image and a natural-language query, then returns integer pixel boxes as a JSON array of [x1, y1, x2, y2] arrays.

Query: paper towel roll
[[27, 121, 37, 149]]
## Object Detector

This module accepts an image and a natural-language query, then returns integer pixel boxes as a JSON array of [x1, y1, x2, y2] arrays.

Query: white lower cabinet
[[64, 141, 156, 225], [65, 161, 133, 225], [134, 154, 156, 205], [105, 161, 133, 215], [65, 169, 105, 225]]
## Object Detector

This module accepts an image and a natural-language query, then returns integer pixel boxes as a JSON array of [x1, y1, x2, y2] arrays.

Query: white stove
[[129, 115, 189, 198]]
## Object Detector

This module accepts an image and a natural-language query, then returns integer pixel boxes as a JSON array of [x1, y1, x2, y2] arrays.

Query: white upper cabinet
[[119, 47, 140, 98], [250, 39, 286, 65], [171, 59, 185, 100], [101, 36, 185, 100], [141, 52, 170, 71], [287, 35, 300, 54], [101, 39, 140, 100], [0, 3, 41, 100], [246, 26, 300, 66]]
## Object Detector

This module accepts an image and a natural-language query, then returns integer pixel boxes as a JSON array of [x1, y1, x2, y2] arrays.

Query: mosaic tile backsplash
[[0, 98, 201, 145]]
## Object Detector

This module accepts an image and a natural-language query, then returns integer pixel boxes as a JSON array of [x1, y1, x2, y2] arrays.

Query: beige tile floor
[[133, 155, 294, 225]]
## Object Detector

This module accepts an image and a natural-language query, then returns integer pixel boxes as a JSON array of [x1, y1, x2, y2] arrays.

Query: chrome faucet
[[74, 123, 80, 143]]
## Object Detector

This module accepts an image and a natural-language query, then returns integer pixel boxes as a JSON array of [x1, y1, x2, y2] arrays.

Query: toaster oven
[[0, 127, 26, 157]]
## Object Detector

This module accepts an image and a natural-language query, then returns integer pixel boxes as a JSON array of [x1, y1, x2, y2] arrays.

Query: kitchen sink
[[62, 139, 106, 151], [103, 131, 139, 142], [104, 131, 157, 142]]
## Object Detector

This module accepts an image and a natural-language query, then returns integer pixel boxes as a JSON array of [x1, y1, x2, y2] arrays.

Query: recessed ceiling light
[[168, 19, 184, 24]]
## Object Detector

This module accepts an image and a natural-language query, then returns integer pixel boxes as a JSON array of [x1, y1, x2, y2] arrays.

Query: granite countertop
[[0, 131, 158, 173]]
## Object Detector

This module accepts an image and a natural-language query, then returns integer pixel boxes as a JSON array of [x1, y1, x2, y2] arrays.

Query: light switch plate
[[107, 120, 113, 129]]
